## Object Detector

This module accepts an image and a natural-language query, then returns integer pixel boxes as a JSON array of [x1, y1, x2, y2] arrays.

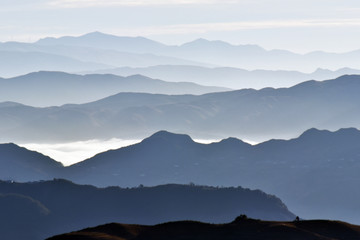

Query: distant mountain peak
[[299, 128, 330, 138], [298, 127, 360, 141], [181, 38, 231, 47], [83, 31, 106, 36], [313, 68, 332, 74], [217, 137, 250, 147], [142, 130, 195, 145]]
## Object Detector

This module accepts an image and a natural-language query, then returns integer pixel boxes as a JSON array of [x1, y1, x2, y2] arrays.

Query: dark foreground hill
[[47, 217, 360, 240], [0, 179, 295, 240]]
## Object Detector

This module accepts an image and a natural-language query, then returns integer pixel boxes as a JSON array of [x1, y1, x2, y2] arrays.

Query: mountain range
[[0, 71, 228, 106], [0, 50, 110, 78], [0, 37, 209, 78], [1, 127, 360, 223], [0, 179, 294, 240], [47, 217, 360, 240], [1, 31, 360, 236], [34, 32, 360, 72], [0, 75, 359, 142], [2, 32, 360, 78], [84, 65, 360, 89]]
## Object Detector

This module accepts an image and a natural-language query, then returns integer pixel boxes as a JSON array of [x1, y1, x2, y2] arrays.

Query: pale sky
[[1, 0, 360, 53]]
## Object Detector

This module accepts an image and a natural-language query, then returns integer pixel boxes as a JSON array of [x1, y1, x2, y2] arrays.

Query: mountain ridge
[[0, 71, 229, 106], [0, 179, 295, 240], [84, 65, 360, 89], [1, 127, 360, 223], [28, 32, 360, 71], [0, 74, 359, 142], [47, 218, 360, 240]]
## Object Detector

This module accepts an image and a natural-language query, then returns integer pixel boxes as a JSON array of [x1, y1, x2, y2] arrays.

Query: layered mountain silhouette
[[1, 128, 360, 223], [0, 34, 210, 77], [0, 71, 228, 106], [0, 143, 63, 181], [0, 75, 359, 142], [47, 218, 360, 240], [35, 32, 167, 53], [2, 32, 360, 77], [0, 179, 295, 240], [87, 65, 360, 89], [0, 50, 111, 78], [33, 32, 360, 72], [62, 128, 360, 223]]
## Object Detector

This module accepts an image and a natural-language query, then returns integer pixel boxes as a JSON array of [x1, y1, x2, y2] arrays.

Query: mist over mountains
[[2, 32, 360, 78], [0, 71, 228, 106], [85, 65, 360, 89], [0, 75, 359, 142], [1, 127, 360, 224], [1, 30, 360, 239], [33, 32, 360, 72]]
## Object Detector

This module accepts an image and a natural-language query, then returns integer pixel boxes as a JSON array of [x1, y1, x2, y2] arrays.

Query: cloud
[[106, 18, 360, 37], [47, 0, 237, 8], [20, 139, 141, 166]]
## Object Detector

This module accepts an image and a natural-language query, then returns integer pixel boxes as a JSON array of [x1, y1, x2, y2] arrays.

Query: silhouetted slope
[[0, 143, 63, 182], [47, 218, 360, 240], [0, 179, 295, 239], [63, 128, 360, 224], [0, 71, 228, 106], [1, 128, 360, 223], [0, 193, 50, 240], [1, 75, 359, 142]]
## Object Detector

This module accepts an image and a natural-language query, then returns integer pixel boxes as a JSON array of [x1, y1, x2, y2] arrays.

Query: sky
[[1, 0, 360, 53]]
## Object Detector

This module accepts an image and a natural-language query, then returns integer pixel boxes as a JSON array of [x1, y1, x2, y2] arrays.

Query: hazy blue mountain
[[33, 32, 360, 72], [62, 128, 360, 224], [0, 143, 63, 182], [85, 65, 360, 89], [0, 75, 358, 142], [3, 32, 360, 75], [0, 41, 210, 77], [35, 31, 167, 54], [0, 50, 111, 78], [0, 179, 295, 240], [1, 128, 360, 223], [0, 71, 229, 106]]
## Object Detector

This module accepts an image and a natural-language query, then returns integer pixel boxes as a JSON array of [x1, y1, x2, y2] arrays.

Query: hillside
[[47, 218, 360, 240], [1, 128, 360, 223], [0, 71, 228, 106], [0, 179, 295, 240], [60, 128, 360, 223], [0, 75, 359, 142], [0, 193, 50, 240], [0, 143, 63, 182]]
